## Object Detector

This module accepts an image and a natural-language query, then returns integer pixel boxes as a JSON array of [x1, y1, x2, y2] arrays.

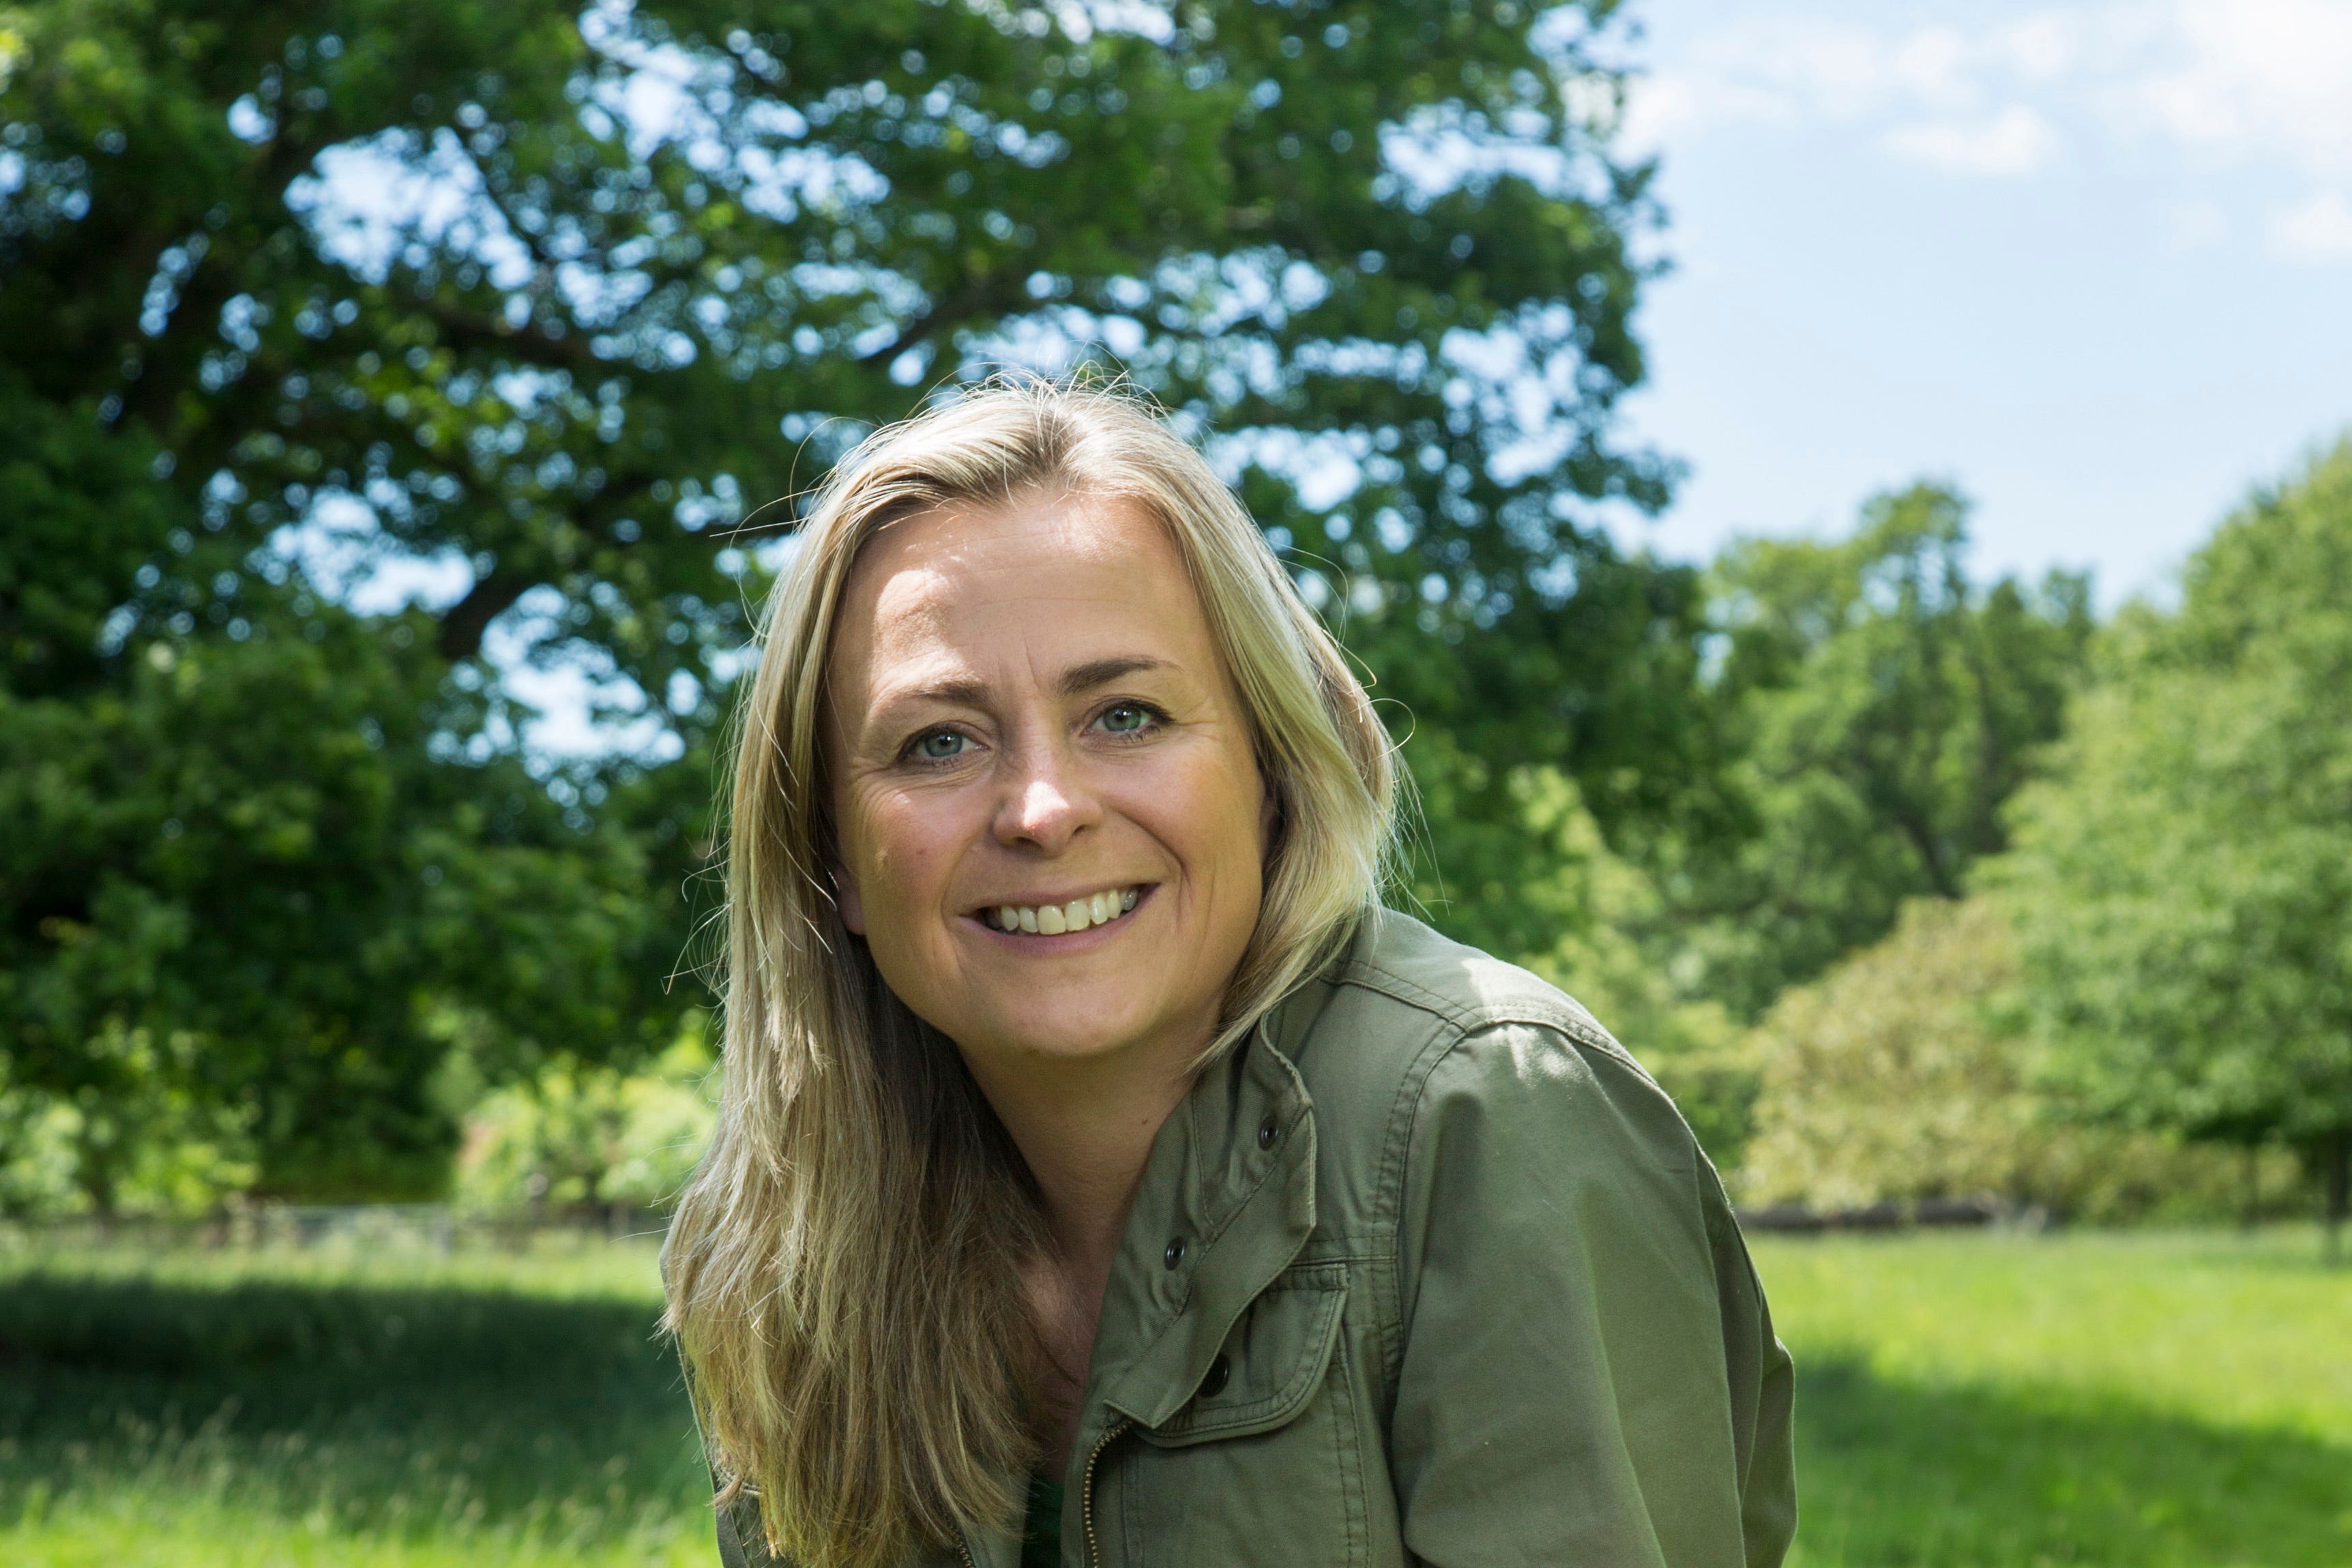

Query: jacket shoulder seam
[[1332, 956, 1634, 1066], [1370, 1019, 1465, 1411], [1378, 1014, 1689, 1399]]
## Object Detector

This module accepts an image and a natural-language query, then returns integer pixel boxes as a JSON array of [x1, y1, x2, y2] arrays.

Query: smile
[[981, 885, 1144, 935]]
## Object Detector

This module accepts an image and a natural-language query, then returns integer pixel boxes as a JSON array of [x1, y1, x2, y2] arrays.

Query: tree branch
[[435, 569, 534, 662], [856, 276, 1029, 368], [425, 303, 605, 375]]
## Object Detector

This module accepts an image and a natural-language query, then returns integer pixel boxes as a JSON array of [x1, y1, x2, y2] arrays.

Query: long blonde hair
[[661, 381, 1396, 1568]]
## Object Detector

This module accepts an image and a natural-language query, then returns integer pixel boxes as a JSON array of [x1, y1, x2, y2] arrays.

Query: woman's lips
[[975, 884, 1148, 936]]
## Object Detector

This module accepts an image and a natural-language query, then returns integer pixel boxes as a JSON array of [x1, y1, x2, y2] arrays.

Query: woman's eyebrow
[[869, 672, 990, 718], [867, 656, 1170, 721], [1058, 655, 1170, 696]]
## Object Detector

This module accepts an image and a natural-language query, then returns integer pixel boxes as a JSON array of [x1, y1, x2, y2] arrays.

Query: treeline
[[1430, 449, 2352, 1243], [1, 2, 2346, 1241]]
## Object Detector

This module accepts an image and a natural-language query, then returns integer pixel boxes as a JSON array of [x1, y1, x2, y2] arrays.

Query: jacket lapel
[[1085, 1007, 1323, 1438]]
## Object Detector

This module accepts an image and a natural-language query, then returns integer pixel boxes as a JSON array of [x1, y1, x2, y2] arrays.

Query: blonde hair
[[660, 380, 1396, 1568]]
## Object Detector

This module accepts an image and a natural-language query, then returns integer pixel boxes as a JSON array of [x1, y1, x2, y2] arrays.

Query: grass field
[[0, 1226, 2344, 1567], [1754, 1228, 2352, 1567]]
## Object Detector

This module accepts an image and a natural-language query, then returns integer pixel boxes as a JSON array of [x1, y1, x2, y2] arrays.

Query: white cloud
[[1620, 15, 1988, 150], [1887, 104, 2060, 175], [2272, 190, 2352, 262], [1627, 1, 2352, 250], [2133, 0, 2352, 175]]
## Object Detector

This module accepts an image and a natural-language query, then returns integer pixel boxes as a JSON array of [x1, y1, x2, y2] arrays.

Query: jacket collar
[[956, 980, 1342, 1563], [1082, 977, 1335, 1439]]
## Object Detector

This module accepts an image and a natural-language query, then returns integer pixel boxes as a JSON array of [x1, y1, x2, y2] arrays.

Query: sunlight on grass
[[1755, 1226, 2352, 1568], [3, 1227, 2346, 1567], [0, 1232, 708, 1568], [0, 1227, 671, 1302], [1754, 1226, 2352, 1444]]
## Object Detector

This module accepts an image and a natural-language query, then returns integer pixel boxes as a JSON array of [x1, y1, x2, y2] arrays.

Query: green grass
[[1, 1226, 2344, 1566], [0, 1232, 711, 1567], [1754, 1226, 2352, 1567]]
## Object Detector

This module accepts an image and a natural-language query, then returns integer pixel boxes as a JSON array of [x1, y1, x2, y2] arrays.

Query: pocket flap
[[1136, 1262, 1349, 1447]]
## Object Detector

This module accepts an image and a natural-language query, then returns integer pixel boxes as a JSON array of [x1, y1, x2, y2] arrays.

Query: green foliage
[[1999, 440, 2352, 1239], [1741, 898, 2261, 1221], [1426, 763, 1752, 1163], [0, 1020, 259, 1218], [1652, 484, 2093, 1020], [454, 1026, 716, 1214], [0, 357, 695, 1196], [1406, 483, 2098, 1168], [1, 0, 1692, 1196]]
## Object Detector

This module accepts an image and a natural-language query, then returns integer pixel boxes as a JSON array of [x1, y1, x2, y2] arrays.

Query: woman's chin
[[967, 996, 1179, 1067]]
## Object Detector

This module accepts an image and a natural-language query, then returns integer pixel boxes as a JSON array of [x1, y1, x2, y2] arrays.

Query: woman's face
[[825, 492, 1269, 1075]]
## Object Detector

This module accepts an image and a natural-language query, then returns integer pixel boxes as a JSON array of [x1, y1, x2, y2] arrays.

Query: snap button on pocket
[[1164, 1235, 1187, 1269], [1256, 1115, 1279, 1151], [1200, 1353, 1231, 1399]]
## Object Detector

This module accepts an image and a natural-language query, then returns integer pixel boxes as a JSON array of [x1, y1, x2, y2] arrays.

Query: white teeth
[[986, 887, 1143, 936]]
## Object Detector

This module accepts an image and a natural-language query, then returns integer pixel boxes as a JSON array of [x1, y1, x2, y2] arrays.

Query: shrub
[[1739, 898, 2270, 1221]]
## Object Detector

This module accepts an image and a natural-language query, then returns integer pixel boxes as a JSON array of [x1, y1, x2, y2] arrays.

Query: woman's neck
[[975, 1034, 1202, 1474], [981, 1038, 1199, 1271]]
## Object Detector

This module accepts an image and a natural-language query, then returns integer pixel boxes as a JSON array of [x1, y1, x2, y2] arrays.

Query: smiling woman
[[660, 382, 1795, 1568]]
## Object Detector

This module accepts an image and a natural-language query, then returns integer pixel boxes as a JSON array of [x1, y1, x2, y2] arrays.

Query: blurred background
[[2, 1, 2347, 1565]]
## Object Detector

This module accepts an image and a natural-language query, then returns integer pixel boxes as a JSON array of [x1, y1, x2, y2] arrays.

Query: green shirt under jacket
[[714, 906, 1797, 1568]]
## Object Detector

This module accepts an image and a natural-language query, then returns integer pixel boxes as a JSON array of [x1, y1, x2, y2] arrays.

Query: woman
[[662, 382, 1795, 1568]]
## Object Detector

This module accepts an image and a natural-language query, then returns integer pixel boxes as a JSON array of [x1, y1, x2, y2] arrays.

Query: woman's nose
[[993, 745, 1102, 851]]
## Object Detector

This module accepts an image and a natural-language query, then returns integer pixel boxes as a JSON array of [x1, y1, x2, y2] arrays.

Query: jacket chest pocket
[[1114, 1263, 1368, 1568]]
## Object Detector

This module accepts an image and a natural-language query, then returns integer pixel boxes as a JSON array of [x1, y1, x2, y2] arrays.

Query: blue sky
[[1611, 0, 2352, 604]]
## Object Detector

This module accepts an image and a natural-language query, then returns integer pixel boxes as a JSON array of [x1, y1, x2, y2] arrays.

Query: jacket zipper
[[1081, 1417, 1132, 1568]]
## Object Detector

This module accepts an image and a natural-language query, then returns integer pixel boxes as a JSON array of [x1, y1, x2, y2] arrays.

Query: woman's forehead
[[830, 494, 1216, 693], [849, 498, 1177, 623], [864, 490, 1159, 572]]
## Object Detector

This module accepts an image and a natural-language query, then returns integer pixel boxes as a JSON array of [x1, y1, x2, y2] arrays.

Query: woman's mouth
[[980, 885, 1145, 936]]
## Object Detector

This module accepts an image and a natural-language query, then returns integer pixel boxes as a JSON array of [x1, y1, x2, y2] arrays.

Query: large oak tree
[[1, 0, 1701, 1199]]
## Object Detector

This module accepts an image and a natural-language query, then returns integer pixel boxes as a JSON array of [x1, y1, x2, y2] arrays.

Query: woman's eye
[[1099, 702, 1156, 735], [910, 730, 971, 761]]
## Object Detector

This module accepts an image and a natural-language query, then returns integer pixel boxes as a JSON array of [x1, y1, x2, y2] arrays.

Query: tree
[[1739, 896, 2248, 1221], [3, 1, 1690, 1194], [1999, 440, 2352, 1258], [1642, 483, 2093, 1020], [0, 369, 687, 1197]]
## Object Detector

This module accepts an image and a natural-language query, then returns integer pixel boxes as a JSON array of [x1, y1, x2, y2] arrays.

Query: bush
[[1738, 898, 2272, 1221], [1482, 768, 1757, 1168], [454, 1028, 716, 1216], [0, 1021, 257, 1219]]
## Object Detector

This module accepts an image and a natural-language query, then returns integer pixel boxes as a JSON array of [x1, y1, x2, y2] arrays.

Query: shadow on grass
[[10, 1272, 2349, 1565], [1793, 1352, 2352, 1568], [0, 1271, 710, 1546]]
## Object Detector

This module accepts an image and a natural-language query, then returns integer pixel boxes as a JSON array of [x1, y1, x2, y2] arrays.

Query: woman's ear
[[829, 862, 868, 935]]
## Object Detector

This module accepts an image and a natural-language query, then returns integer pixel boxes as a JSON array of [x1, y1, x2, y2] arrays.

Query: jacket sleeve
[[1387, 1021, 1797, 1568]]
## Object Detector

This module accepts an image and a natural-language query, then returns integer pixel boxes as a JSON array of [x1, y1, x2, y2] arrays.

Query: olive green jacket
[[716, 907, 1796, 1568]]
